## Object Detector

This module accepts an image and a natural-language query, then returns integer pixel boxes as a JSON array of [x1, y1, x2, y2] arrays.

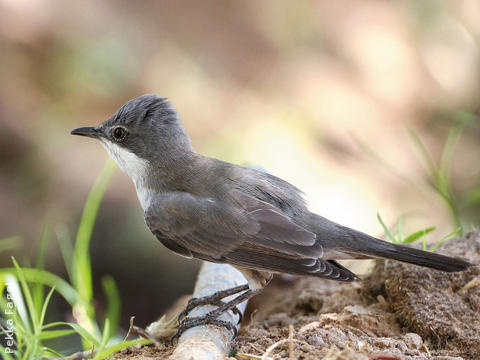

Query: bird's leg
[[178, 283, 249, 323], [172, 287, 261, 344]]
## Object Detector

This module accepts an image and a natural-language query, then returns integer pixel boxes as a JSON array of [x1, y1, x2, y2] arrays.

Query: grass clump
[[377, 211, 461, 251], [0, 160, 150, 359], [407, 112, 479, 235], [358, 113, 479, 250]]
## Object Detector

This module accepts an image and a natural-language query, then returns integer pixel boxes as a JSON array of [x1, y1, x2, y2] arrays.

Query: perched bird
[[71, 94, 472, 337]]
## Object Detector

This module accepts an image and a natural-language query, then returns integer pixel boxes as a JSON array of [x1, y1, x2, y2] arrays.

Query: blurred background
[[0, 0, 479, 333]]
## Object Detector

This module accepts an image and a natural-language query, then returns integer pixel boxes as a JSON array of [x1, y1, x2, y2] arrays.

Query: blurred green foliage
[[377, 114, 478, 248], [409, 112, 480, 234], [0, 162, 149, 359]]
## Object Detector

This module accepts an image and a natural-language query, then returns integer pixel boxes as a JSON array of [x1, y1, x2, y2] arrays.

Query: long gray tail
[[321, 222, 472, 272], [352, 235, 471, 272]]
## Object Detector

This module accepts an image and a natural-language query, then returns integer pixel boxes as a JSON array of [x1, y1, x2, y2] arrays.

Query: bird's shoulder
[[202, 158, 308, 217]]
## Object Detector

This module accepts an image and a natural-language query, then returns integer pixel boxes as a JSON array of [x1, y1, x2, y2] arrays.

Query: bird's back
[[188, 157, 309, 218]]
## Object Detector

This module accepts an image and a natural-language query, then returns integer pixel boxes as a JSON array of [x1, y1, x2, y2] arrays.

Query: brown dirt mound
[[364, 232, 480, 359], [234, 232, 479, 359]]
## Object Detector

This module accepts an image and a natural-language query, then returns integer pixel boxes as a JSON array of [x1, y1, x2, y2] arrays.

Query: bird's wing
[[238, 193, 324, 258], [145, 192, 254, 258], [144, 191, 321, 259], [222, 193, 357, 280], [145, 192, 358, 281], [226, 247, 359, 282]]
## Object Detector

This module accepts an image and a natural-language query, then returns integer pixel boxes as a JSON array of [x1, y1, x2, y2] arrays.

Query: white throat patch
[[100, 140, 152, 209]]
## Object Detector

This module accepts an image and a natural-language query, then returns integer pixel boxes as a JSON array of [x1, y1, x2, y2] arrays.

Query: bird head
[[71, 94, 193, 180]]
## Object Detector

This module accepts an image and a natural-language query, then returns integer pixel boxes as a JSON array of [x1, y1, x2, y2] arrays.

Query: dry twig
[[458, 275, 480, 295], [146, 262, 248, 360]]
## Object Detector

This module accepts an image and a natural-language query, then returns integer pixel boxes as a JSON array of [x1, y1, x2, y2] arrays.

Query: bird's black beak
[[71, 126, 102, 139]]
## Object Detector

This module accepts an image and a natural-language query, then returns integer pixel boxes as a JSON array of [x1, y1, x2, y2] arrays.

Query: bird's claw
[[178, 298, 243, 324], [178, 294, 244, 324], [172, 284, 251, 344], [171, 317, 238, 345]]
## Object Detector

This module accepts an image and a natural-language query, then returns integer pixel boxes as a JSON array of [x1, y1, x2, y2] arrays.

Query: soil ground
[[114, 231, 480, 360]]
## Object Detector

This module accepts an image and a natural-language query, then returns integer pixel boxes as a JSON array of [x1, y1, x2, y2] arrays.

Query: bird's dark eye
[[112, 126, 128, 141]]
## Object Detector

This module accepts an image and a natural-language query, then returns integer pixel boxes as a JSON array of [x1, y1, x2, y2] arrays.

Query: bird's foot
[[178, 284, 250, 324], [171, 287, 261, 344], [171, 317, 237, 344], [183, 298, 244, 323]]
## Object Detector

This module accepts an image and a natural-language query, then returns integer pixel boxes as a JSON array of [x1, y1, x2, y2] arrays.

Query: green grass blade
[[409, 124, 467, 234], [407, 128, 438, 180], [22, 343, 33, 360], [71, 159, 116, 343], [12, 257, 42, 357], [438, 123, 464, 232], [102, 275, 121, 339], [0, 236, 22, 253], [429, 227, 462, 252], [55, 224, 74, 282], [43, 321, 100, 347], [99, 318, 110, 350], [403, 227, 436, 244], [439, 124, 462, 179], [0, 268, 78, 305], [11, 258, 36, 333], [35, 329, 76, 340], [377, 212, 396, 243], [39, 286, 56, 327], [72, 159, 116, 303], [33, 225, 51, 320], [94, 339, 152, 360]]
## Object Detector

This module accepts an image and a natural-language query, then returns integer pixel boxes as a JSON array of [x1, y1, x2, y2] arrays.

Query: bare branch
[[147, 262, 248, 360]]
